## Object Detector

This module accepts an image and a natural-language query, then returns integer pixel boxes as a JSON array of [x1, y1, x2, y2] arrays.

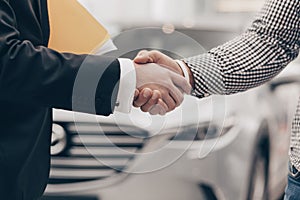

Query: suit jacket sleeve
[[183, 0, 300, 98], [0, 0, 120, 116]]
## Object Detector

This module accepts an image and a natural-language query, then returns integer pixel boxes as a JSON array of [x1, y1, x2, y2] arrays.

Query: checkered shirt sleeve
[[183, 0, 300, 98], [183, 0, 300, 170]]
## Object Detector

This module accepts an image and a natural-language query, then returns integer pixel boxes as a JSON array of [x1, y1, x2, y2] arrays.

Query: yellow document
[[47, 0, 110, 54]]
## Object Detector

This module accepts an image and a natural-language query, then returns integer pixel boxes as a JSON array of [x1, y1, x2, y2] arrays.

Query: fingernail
[[151, 92, 158, 100], [143, 89, 151, 98]]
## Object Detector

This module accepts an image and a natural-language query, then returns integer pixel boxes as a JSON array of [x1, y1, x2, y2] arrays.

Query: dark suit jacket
[[0, 0, 121, 199]]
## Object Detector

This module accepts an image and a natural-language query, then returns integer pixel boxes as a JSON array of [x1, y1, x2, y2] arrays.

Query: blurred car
[[41, 28, 300, 200]]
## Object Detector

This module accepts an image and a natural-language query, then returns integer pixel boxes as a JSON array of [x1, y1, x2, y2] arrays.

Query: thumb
[[134, 50, 153, 64]]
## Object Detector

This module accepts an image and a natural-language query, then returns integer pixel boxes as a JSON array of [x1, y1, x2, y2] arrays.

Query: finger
[[141, 90, 161, 112], [168, 85, 184, 107], [157, 99, 168, 115], [149, 104, 159, 115], [171, 73, 192, 94], [149, 105, 161, 115], [137, 50, 149, 57], [148, 99, 168, 115], [135, 50, 165, 65], [134, 50, 153, 64], [149, 50, 165, 63], [133, 88, 152, 108], [134, 89, 139, 101], [148, 98, 168, 115], [162, 93, 176, 112]]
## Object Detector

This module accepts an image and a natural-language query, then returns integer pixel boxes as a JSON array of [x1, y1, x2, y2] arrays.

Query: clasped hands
[[133, 50, 193, 115]]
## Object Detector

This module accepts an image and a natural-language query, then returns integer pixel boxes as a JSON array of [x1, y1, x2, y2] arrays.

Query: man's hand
[[133, 88, 169, 115], [135, 50, 195, 87], [134, 62, 191, 115], [132, 50, 194, 114], [134, 50, 183, 75]]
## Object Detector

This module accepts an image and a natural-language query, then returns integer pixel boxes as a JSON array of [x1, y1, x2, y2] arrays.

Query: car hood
[[53, 95, 225, 136]]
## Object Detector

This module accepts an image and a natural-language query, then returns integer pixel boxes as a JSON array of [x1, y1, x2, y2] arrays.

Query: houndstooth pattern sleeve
[[290, 97, 300, 168], [184, 0, 300, 98]]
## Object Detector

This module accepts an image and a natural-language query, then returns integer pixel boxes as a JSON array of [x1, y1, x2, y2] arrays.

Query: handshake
[[132, 50, 194, 115]]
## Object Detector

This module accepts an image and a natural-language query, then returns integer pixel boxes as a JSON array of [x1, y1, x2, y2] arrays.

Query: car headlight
[[51, 124, 68, 156], [171, 118, 235, 141]]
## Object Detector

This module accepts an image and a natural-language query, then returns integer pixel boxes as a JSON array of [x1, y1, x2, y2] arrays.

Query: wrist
[[116, 58, 137, 113], [175, 60, 195, 89]]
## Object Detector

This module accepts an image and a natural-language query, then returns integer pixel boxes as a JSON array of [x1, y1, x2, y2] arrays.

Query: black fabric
[[0, 0, 120, 199]]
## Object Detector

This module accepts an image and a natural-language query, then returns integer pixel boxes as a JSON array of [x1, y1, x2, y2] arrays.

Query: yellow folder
[[47, 0, 110, 54]]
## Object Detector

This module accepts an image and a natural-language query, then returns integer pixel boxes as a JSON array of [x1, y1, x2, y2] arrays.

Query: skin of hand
[[133, 50, 194, 114], [134, 88, 168, 115], [134, 62, 191, 115], [135, 50, 184, 75], [134, 50, 195, 87]]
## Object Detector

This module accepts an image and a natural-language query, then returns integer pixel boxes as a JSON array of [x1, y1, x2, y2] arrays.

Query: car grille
[[49, 122, 147, 184]]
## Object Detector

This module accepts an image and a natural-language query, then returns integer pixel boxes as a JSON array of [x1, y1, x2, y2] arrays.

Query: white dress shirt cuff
[[176, 60, 190, 84], [114, 58, 136, 113]]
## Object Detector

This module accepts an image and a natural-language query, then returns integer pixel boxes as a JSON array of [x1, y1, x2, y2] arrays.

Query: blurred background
[[79, 0, 263, 33], [42, 1, 300, 200]]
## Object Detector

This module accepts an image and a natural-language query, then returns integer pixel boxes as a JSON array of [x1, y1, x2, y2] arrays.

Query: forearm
[[184, 0, 300, 98], [0, 0, 120, 116], [0, 43, 121, 115]]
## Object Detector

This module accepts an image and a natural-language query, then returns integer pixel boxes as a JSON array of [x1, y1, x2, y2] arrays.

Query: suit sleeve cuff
[[115, 58, 136, 113]]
